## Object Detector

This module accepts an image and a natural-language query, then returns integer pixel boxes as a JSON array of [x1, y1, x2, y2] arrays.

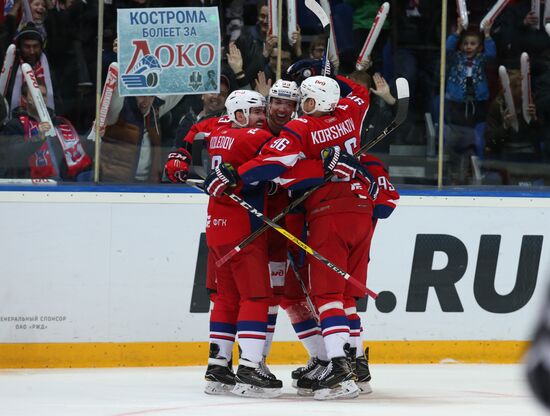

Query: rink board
[[0, 187, 549, 367]]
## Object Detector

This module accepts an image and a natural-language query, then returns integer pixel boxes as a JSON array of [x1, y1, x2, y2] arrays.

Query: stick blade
[[395, 77, 410, 100], [394, 77, 410, 125]]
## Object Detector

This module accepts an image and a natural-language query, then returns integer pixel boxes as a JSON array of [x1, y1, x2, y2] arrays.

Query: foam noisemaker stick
[[532, 0, 541, 29], [268, 0, 278, 37], [21, 63, 56, 137], [457, 0, 468, 30], [498, 65, 519, 132], [520, 52, 533, 124], [287, 0, 297, 45], [0, 44, 16, 97], [480, 0, 513, 31], [356, 2, 389, 70], [320, 0, 339, 68], [94, 62, 119, 137]]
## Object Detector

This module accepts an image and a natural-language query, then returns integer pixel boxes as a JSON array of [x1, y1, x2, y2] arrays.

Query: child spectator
[[445, 18, 495, 127]]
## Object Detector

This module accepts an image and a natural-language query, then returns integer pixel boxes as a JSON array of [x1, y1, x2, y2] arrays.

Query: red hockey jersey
[[205, 125, 273, 246]]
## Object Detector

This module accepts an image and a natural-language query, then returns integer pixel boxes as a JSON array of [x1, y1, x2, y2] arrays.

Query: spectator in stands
[[27, 0, 49, 34], [5, 22, 55, 113], [99, 86, 182, 183], [443, 19, 496, 184], [308, 35, 326, 60], [1, 0, 52, 63], [234, 0, 302, 88], [445, 18, 495, 127], [485, 69, 543, 162], [264, 47, 293, 84], [1, 78, 92, 180]]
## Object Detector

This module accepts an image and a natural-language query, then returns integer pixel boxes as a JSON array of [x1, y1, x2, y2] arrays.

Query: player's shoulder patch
[[294, 117, 309, 124], [219, 115, 231, 123]]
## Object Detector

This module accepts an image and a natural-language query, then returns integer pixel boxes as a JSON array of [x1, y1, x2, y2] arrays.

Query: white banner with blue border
[[117, 7, 220, 96]]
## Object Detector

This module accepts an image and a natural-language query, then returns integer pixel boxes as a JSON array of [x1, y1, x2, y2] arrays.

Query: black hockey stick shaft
[[215, 78, 409, 268]]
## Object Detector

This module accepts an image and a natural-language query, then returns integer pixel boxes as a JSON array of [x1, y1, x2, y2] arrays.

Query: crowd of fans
[[0, 0, 549, 185]]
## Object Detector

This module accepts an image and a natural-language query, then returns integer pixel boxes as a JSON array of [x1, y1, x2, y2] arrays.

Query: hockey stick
[[287, 250, 320, 324], [305, 0, 332, 76], [216, 77, 409, 268]]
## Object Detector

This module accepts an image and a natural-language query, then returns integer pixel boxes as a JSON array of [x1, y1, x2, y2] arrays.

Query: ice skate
[[354, 347, 373, 394], [291, 357, 319, 387], [312, 357, 359, 400], [232, 359, 283, 398], [294, 358, 329, 396], [204, 359, 235, 395]]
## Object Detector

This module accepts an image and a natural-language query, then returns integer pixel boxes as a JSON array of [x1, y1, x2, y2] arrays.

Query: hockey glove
[[204, 163, 238, 197], [322, 146, 361, 179], [355, 173, 379, 201], [164, 147, 191, 183], [285, 59, 334, 85], [322, 146, 379, 200]]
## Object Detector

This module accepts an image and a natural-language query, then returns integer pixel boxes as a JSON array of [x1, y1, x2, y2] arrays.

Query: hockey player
[[259, 80, 325, 374], [200, 90, 283, 398], [163, 81, 322, 389], [238, 74, 377, 400]]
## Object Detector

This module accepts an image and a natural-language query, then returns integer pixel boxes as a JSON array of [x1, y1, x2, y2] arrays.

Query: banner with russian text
[[117, 7, 220, 96]]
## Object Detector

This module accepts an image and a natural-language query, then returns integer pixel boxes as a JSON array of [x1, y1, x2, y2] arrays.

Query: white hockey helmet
[[300, 75, 340, 114], [269, 79, 300, 103], [225, 90, 266, 127]]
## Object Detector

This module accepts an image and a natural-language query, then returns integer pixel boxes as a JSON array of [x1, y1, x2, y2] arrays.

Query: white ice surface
[[0, 364, 546, 416]]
